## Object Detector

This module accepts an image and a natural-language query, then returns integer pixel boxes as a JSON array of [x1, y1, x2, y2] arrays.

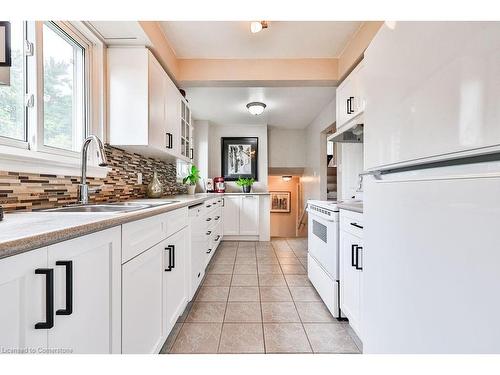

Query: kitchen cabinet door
[[239, 195, 260, 235], [148, 54, 167, 151], [165, 76, 181, 158], [163, 227, 189, 335], [223, 196, 241, 235], [340, 229, 363, 337], [0, 248, 48, 352], [122, 242, 164, 354], [47, 227, 121, 354]]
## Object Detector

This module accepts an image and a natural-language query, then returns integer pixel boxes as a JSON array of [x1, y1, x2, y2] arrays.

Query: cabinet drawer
[[122, 214, 167, 263], [165, 207, 188, 238], [340, 210, 364, 238]]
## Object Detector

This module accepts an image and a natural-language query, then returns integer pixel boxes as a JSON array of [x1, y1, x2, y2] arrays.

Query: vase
[[187, 185, 196, 195], [242, 185, 251, 193], [146, 171, 163, 198]]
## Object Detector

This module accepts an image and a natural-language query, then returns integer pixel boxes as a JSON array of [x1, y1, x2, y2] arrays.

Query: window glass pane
[[0, 22, 25, 141], [43, 23, 85, 152]]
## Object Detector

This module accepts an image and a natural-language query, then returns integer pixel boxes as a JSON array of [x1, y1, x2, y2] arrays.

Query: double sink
[[44, 200, 180, 213]]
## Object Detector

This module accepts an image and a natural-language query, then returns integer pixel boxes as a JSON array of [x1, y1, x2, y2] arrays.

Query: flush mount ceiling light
[[246, 102, 266, 115], [282, 176, 292, 182], [250, 21, 268, 33]]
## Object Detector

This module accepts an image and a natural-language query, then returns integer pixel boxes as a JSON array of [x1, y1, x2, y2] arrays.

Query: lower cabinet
[[0, 227, 121, 354], [339, 210, 364, 339], [223, 195, 260, 237], [163, 227, 189, 335]]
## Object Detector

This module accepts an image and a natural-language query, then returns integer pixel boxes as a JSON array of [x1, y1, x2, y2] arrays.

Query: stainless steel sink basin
[[43, 200, 180, 213]]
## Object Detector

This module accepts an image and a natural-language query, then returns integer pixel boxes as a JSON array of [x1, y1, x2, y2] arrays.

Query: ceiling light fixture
[[250, 21, 268, 33], [282, 176, 292, 182], [246, 102, 266, 115]]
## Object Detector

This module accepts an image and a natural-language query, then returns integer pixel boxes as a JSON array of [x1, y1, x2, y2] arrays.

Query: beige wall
[[268, 127, 306, 168], [269, 176, 301, 238]]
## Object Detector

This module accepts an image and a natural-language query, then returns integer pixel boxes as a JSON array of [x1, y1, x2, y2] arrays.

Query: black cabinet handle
[[349, 96, 354, 113], [206, 230, 212, 235], [347, 98, 351, 114], [214, 216, 220, 221], [355, 246, 363, 270], [206, 248, 212, 254], [206, 217, 212, 222], [222, 198, 225, 207], [350, 222, 363, 229], [215, 235, 220, 242], [166, 133, 173, 149], [206, 204, 212, 208], [55, 261, 73, 316], [351, 244, 357, 267], [165, 245, 175, 271], [35, 268, 54, 329], [190, 148, 194, 160]]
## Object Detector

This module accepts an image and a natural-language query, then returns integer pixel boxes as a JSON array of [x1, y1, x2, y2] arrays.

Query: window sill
[[0, 145, 109, 178]]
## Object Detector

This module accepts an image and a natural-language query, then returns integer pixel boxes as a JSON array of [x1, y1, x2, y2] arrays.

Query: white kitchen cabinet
[[0, 227, 121, 354], [239, 195, 259, 235], [0, 249, 48, 352], [122, 241, 164, 354], [108, 47, 192, 162], [364, 22, 500, 170], [163, 227, 189, 335], [339, 210, 363, 339], [222, 196, 241, 236], [336, 60, 365, 132]]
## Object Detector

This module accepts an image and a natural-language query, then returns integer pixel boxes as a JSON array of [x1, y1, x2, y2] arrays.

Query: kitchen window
[[0, 21, 106, 176]]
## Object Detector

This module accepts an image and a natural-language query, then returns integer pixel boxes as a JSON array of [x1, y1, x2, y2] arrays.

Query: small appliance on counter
[[205, 178, 214, 193], [214, 177, 225, 193]]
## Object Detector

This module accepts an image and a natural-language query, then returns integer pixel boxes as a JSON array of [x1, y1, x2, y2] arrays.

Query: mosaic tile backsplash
[[0, 145, 187, 212]]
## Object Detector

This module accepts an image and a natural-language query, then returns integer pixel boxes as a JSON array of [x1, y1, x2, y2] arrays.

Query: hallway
[[161, 238, 360, 354]]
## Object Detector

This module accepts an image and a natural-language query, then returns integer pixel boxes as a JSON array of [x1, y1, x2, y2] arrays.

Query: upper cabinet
[[108, 47, 193, 163], [364, 22, 500, 170], [336, 60, 366, 133]]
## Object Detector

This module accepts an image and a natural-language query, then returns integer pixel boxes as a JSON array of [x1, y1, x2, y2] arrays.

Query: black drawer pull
[[166, 133, 173, 149], [55, 261, 73, 316], [355, 246, 363, 270], [206, 204, 212, 208], [215, 235, 220, 241], [347, 98, 351, 114], [214, 216, 220, 220], [351, 244, 357, 267], [35, 268, 54, 329], [206, 248, 212, 254], [350, 222, 363, 229], [206, 230, 212, 235], [206, 218, 212, 222], [165, 245, 175, 271], [349, 96, 354, 113], [190, 148, 194, 160]]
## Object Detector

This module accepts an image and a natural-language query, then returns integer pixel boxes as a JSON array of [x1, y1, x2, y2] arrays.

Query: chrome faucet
[[78, 135, 108, 205]]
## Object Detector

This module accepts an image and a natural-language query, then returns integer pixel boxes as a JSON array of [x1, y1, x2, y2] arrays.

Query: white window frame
[[0, 21, 108, 178]]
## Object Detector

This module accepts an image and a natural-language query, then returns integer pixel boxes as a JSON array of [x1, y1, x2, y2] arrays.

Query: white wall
[[193, 120, 210, 191], [268, 127, 306, 168], [208, 124, 268, 192], [301, 98, 336, 203]]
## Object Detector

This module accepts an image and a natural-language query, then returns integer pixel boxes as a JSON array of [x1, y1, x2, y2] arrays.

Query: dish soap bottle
[[146, 170, 163, 198]]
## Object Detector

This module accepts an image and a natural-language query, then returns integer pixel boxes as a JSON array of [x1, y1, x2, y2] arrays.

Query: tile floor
[[161, 238, 360, 354]]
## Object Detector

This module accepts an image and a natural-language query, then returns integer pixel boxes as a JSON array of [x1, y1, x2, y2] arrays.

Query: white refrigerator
[[362, 22, 500, 353]]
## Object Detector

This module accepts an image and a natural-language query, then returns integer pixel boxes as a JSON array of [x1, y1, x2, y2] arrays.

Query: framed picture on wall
[[270, 191, 291, 213], [221, 137, 258, 181]]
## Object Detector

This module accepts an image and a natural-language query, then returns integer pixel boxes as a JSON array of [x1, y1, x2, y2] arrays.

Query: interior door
[[163, 227, 189, 335], [0, 248, 48, 352], [47, 227, 121, 354], [223, 196, 241, 235], [239, 195, 259, 235]]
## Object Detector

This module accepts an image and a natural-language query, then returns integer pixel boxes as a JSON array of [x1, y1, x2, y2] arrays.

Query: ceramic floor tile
[[231, 274, 259, 286], [186, 302, 227, 323], [257, 264, 283, 274], [278, 257, 302, 265], [207, 263, 234, 275], [203, 274, 232, 287], [170, 323, 222, 354], [196, 286, 230, 302], [303, 323, 360, 353], [260, 287, 293, 302], [218, 323, 265, 353], [235, 257, 257, 265], [293, 249, 308, 258], [281, 264, 306, 275], [286, 238, 308, 252], [160, 322, 183, 353], [177, 302, 193, 323], [284, 274, 312, 287], [258, 274, 287, 287], [224, 302, 262, 322], [256, 257, 279, 265], [263, 323, 312, 353], [276, 251, 297, 258], [233, 263, 258, 275], [219, 241, 239, 249], [228, 286, 260, 302], [295, 302, 335, 322], [289, 286, 322, 302], [212, 257, 236, 265], [261, 302, 300, 323]]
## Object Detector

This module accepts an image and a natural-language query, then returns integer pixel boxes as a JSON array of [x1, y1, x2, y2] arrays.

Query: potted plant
[[236, 177, 255, 193], [183, 165, 200, 195]]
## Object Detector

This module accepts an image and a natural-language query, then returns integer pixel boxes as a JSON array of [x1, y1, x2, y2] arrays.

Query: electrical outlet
[[137, 172, 143, 185]]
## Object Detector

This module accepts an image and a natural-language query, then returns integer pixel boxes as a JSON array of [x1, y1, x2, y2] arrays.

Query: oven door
[[307, 213, 339, 279]]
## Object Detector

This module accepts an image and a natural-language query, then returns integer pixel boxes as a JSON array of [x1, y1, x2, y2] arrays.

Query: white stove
[[306, 200, 344, 319]]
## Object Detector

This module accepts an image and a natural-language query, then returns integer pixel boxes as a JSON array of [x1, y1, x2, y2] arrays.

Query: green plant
[[182, 165, 200, 186], [235, 177, 255, 187]]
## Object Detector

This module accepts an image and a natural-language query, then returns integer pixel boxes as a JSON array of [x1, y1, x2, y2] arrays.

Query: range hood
[[327, 123, 364, 143]]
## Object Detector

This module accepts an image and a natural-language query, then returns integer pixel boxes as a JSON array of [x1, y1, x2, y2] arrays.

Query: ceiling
[[160, 21, 362, 59], [185, 86, 336, 129]]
